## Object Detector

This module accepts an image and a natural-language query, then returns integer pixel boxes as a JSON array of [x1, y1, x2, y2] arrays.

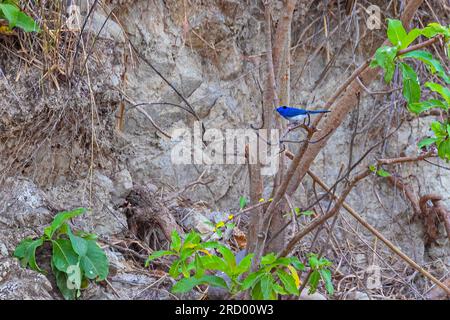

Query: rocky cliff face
[[0, 0, 448, 299]]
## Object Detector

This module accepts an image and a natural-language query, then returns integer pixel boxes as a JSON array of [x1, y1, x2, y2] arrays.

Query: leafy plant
[[306, 254, 334, 295], [370, 19, 450, 162], [14, 208, 109, 300], [0, 0, 40, 32], [147, 230, 334, 300]]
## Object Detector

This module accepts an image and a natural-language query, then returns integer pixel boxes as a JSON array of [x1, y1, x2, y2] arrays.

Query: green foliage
[[369, 165, 391, 177], [370, 19, 450, 162], [306, 254, 334, 295], [147, 230, 320, 300], [14, 208, 109, 300], [239, 196, 247, 210], [0, 0, 40, 32]]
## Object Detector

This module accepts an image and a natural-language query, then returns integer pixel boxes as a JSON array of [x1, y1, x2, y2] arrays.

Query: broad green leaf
[[14, 237, 44, 272], [67, 227, 88, 257], [251, 281, 264, 300], [319, 269, 334, 295], [261, 253, 277, 265], [171, 275, 228, 293], [425, 82, 450, 105], [421, 23, 450, 38], [308, 270, 321, 294], [0, 3, 40, 32], [276, 269, 299, 295], [387, 19, 407, 47], [236, 253, 253, 274], [145, 250, 175, 267], [402, 50, 450, 84], [400, 28, 421, 49], [182, 231, 201, 250], [371, 46, 398, 83], [418, 137, 438, 149], [170, 230, 182, 252], [200, 255, 227, 272], [308, 254, 319, 269], [218, 246, 236, 272], [409, 99, 448, 114], [47, 208, 86, 239], [169, 259, 181, 278], [80, 240, 109, 280], [437, 139, 450, 161], [51, 239, 79, 273], [399, 62, 421, 104], [272, 283, 288, 295], [431, 121, 446, 137], [241, 270, 264, 290], [13, 238, 34, 258], [260, 274, 275, 300], [194, 253, 205, 278], [51, 262, 77, 300], [289, 256, 305, 271], [239, 196, 247, 209]]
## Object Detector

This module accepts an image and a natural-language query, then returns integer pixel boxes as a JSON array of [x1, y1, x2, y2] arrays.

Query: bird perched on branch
[[276, 106, 330, 125]]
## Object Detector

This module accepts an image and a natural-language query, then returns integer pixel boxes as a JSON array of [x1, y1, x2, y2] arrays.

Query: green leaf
[[145, 250, 175, 267], [276, 269, 299, 295], [51, 239, 79, 273], [200, 255, 228, 272], [402, 50, 450, 84], [251, 281, 264, 300], [51, 262, 77, 300], [289, 256, 305, 271], [409, 99, 448, 114], [308, 254, 319, 269], [437, 139, 450, 161], [371, 46, 398, 83], [418, 137, 438, 149], [67, 227, 88, 257], [239, 196, 247, 209], [80, 240, 109, 281], [387, 19, 407, 47], [194, 253, 205, 278], [47, 208, 86, 239], [431, 121, 447, 138], [241, 270, 264, 290], [169, 259, 181, 278], [260, 274, 275, 300], [399, 62, 421, 105], [272, 283, 288, 295], [182, 231, 201, 250], [369, 165, 377, 172], [170, 230, 182, 252], [376, 168, 391, 177], [14, 237, 44, 272], [319, 269, 334, 295], [308, 270, 321, 294], [236, 253, 254, 274], [421, 23, 450, 38], [425, 82, 450, 105], [171, 275, 228, 293], [218, 246, 236, 271], [261, 253, 277, 265], [0, 3, 40, 32], [401, 28, 421, 49]]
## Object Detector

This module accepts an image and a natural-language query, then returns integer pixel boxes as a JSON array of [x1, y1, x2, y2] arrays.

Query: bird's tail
[[307, 109, 330, 114]]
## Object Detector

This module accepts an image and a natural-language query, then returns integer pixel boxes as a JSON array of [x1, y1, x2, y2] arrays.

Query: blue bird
[[276, 106, 330, 123]]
